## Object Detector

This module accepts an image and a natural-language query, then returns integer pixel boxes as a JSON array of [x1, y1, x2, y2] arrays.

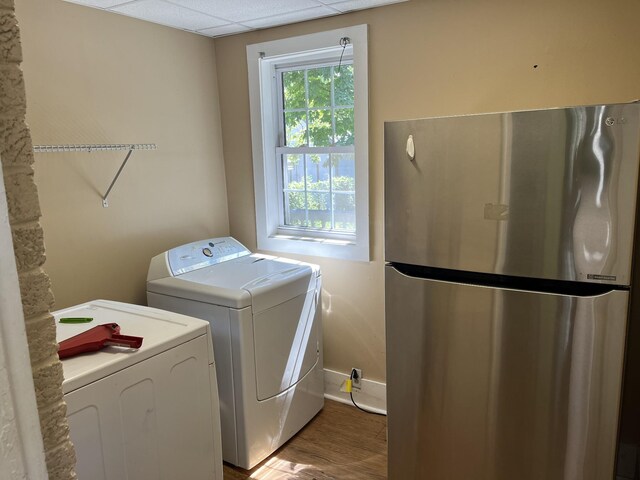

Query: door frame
[[0, 161, 48, 478]]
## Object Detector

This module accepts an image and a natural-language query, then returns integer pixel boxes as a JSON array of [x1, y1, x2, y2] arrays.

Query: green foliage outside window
[[280, 63, 355, 231], [286, 176, 355, 209], [286, 176, 355, 231], [283, 65, 354, 147]]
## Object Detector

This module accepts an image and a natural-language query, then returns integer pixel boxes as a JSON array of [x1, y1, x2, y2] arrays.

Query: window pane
[[331, 154, 355, 192], [333, 192, 355, 232], [282, 70, 306, 110], [308, 192, 331, 229], [334, 65, 354, 106], [308, 109, 332, 147], [276, 63, 358, 235], [305, 154, 330, 189], [307, 67, 331, 108], [283, 191, 309, 227], [283, 154, 305, 188], [284, 111, 307, 147], [335, 108, 354, 146]]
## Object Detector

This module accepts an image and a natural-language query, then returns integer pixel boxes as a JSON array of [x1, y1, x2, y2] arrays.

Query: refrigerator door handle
[[390, 262, 624, 297]]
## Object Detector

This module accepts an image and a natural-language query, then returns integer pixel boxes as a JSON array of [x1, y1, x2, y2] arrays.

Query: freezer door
[[384, 103, 640, 285], [385, 265, 628, 480]]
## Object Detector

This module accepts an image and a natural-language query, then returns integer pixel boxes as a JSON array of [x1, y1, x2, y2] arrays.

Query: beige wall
[[215, 0, 640, 382], [12, 0, 640, 387], [16, 0, 228, 309]]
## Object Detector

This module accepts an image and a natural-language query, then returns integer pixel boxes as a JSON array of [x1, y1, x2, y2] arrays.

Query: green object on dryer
[[59, 317, 94, 324]]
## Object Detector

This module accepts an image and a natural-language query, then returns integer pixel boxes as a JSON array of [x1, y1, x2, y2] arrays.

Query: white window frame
[[247, 25, 369, 261]]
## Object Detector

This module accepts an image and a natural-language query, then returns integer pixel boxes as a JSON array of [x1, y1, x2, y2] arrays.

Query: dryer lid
[[147, 254, 317, 312], [55, 300, 209, 394]]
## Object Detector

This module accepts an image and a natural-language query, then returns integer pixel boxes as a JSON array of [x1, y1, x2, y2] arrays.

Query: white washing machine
[[146, 237, 324, 469], [55, 300, 223, 480]]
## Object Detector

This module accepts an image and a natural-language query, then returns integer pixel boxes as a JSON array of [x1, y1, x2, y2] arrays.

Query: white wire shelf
[[33, 143, 157, 153], [33, 143, 158, 207]]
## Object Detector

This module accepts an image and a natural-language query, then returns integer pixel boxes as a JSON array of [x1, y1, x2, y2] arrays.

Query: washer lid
[[55, 300, 209, 394], [147, 254, 316, 311], [147, 236, 252, 282]]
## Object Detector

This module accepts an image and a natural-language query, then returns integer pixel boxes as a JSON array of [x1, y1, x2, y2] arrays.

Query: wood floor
[[223, 399, 387, 479]]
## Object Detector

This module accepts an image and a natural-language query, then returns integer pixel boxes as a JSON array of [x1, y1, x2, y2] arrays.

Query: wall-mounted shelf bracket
[[33, 143, 157, 207], [101, 148, 134, 208]]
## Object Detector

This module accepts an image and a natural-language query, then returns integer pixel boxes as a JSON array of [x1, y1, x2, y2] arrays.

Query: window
[[279, 63, 356, 232], [247, 25, 369, 261]]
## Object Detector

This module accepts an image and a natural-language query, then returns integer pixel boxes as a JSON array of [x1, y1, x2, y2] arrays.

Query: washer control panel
[[167, 237, 251, 276]]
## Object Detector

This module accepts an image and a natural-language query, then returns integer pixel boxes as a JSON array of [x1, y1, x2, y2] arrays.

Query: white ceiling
[[63, 0, 408, 37]]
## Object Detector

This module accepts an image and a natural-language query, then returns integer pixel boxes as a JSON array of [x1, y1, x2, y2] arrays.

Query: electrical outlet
[[351, 368, 362, 390]]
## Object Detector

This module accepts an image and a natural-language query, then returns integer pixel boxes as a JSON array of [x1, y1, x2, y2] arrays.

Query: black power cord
[[349, 368, 386, 416]]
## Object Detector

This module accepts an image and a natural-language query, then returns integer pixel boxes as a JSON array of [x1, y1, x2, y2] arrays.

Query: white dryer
[[146, 237, 324, 469], [55, 299, 223, 480]]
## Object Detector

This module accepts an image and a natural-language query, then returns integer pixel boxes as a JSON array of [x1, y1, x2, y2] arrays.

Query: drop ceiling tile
[[64, 0, 132, 8], [321, 0, 406, 8], [242, 6, 338, 29], [110, 0, 228, 31], [197, 24, 252, 37], [65, 0, 410, 37], [168, 0, 321, 23]]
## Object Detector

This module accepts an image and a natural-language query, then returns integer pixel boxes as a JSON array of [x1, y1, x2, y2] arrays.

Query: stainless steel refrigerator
[[384, 102, 640, 480]]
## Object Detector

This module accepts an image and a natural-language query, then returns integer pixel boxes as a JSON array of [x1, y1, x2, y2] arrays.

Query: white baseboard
[[323, 368, 387, 415]]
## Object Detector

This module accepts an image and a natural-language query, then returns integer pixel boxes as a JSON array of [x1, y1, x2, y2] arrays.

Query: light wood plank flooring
[[224, 400, 387, 479]]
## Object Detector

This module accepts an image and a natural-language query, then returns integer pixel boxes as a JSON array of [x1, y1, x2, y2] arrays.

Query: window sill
[[258, 233, 369, 262]]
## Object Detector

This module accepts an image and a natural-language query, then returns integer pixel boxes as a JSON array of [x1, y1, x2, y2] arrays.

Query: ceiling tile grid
[[241, 6, 337, 29], [63, 0, 409, 37], [197, 23, 252, 37], [168, 0, 322, 23], [111, 0, 229, 31]]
